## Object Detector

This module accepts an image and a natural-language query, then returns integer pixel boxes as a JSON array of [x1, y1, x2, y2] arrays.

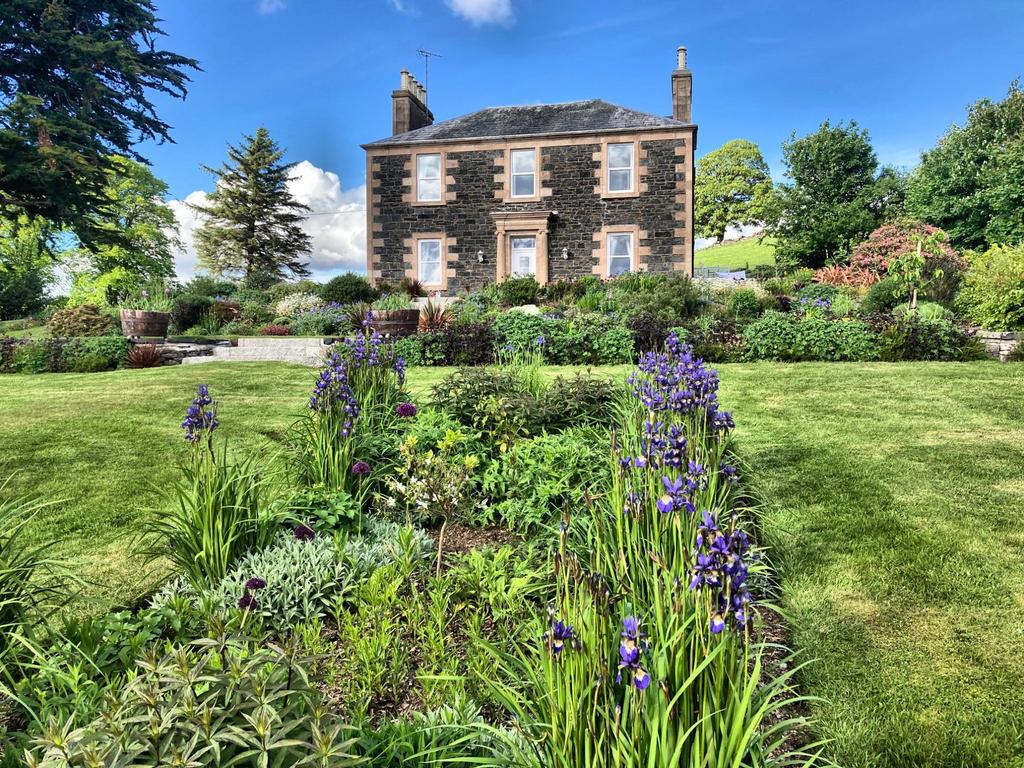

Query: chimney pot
[[392, 68, 434, 135], [676, 46, 687, 70]]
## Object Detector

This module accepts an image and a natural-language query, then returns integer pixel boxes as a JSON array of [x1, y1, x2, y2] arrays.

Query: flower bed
[[0, 327, 819, 765]]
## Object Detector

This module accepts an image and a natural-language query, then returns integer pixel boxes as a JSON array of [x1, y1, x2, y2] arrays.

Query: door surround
[[491, 210, 552, 285]]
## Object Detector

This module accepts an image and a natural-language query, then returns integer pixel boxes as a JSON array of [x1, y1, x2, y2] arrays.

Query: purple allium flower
[[396, 402, 417, 418], [294, 523, 316, 541], [238, 593, 259, 611], [352, 460, 371, 476], [245, 577, 267, 591]]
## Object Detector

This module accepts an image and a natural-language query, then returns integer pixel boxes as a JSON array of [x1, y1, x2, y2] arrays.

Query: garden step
[[181, 337, 332, 366]]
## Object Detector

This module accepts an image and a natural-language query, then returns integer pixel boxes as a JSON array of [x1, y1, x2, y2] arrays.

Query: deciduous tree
[[765, 120, 904, 268], [694, 139, 772, 243], [907, 82, 1024, 251]]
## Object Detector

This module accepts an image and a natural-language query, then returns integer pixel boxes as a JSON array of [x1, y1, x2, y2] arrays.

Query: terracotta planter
[[370, 308, 420, 337], [120, 309, 171, 338]]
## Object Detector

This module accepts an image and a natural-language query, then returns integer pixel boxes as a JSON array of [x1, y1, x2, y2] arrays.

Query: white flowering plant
[[274, 292, 325, 318]]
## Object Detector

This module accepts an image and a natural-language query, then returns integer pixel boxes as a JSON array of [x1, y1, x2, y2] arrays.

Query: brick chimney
[[392, 69, 433, 136], [671, 46, 692, 123]]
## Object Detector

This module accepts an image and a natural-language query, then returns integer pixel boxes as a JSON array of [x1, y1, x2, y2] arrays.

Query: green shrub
[[792, 318, 879, 361], [12, 341, 50, 373], [606, 273, 701, 326], [491, 310, 548, 352], [392, 331, 448, 366], [593, 324, 634, 363], [860, 276, 903, 314], [265, 279, 320, 300], [480, 429, 610, 532], [894, 301, 954, 322], [170, 293, 214, 333], [795, 283, 840, 303], [536, 374, 618, 431], [184, 276, 237, 297], [319, 273, 378, 305], [957, 244, 1024, 330], [46, 304, 116, 337], [725, 288, 761, 319], [497, 276, 540, 307], [878, 316, 982, 361], [742, 311, 798, 360], [64, 336, 130, 371]]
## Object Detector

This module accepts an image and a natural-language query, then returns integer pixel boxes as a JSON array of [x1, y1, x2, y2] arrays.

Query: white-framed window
[[510, 149, 536, 198], [416, 153, 442, 202], [607, 232, 633, 277], [607, 143, 634, 193], [418, 238, 442, 285]]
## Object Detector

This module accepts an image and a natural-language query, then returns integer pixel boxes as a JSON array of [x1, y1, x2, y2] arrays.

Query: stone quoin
[[362, 46, 697, 294]]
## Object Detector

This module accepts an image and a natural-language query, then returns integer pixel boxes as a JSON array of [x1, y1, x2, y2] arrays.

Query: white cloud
[[257, 0, 286, 15], [167, 160, 367, 283], [389, 0, 413, 13], [445, 0, 513, 26]]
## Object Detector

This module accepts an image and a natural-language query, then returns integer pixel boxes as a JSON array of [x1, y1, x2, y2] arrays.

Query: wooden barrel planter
[[370, 309, 420, 338], [120, 309, 171, 338]]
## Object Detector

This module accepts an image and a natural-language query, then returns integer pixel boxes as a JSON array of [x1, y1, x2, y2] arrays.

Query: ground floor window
[[418, 238, 442, 285], [607, 232, 633, 276]]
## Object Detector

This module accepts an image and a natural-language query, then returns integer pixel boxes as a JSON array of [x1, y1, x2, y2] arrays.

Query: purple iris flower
[[545, 619, 576, 656], [181, 384, 218, 443]]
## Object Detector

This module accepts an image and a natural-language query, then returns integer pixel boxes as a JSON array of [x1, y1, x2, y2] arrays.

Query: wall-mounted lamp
[[561, 247, 570, 260], [477, 250, 484, 263]]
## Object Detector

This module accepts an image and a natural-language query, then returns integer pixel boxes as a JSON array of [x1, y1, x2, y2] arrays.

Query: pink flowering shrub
[[850, 220, 965, 274]]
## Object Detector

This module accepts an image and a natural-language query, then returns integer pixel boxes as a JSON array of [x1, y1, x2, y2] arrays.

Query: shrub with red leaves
[[813, 265, 880, 288], [259, 324, 292, 336], [850, 220, 965, 274]]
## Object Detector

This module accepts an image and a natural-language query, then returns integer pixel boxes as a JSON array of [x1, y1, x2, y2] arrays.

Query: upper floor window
[[510, 149, 536, 198], [607, 232, 633, 277], [418, 238, 442, 285], [607, 143, 634, 193], [416, 153, 442, 202]]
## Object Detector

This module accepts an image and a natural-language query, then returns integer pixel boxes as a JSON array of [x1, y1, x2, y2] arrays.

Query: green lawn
[[1, 360, 1023, 767], [695, 235, 776, 270]]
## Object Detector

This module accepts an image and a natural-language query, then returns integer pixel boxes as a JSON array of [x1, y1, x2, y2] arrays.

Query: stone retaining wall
[[976, 330, 1021, 362]]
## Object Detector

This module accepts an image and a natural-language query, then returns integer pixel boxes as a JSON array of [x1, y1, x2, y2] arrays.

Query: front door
[[510, 236, 537, 277]]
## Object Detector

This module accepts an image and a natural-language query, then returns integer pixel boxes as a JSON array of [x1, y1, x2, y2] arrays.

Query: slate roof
[[363, 99, 690, 147]]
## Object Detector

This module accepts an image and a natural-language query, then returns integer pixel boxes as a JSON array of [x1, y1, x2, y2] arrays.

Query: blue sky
[[146, 0, 1024, 277]]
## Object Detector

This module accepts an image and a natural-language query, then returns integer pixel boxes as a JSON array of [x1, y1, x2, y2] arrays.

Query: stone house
[[362, 47, 696, 294]]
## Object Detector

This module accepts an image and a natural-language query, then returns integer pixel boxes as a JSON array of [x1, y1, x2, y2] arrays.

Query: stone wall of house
[[368, 133, 691, 293]]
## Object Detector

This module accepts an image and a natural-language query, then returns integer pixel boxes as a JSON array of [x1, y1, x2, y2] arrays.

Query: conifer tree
[[191, 128, 312, 288]]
